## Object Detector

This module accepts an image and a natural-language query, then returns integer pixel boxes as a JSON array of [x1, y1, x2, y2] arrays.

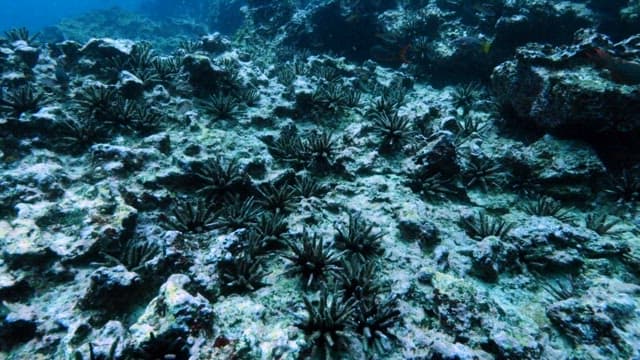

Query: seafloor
[[1, 1, 640, 359]]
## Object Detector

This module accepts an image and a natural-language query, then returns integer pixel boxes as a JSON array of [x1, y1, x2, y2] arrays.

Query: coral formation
[[1, 1, 640, 359]]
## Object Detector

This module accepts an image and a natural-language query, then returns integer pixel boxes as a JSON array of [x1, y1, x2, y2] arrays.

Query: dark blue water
[[0, 0, 144, 33]]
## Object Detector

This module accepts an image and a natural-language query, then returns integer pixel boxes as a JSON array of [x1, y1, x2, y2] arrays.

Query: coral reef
[[1, 1, 640, 359]]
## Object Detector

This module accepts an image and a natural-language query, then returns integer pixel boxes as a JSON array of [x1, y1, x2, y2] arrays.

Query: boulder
[[503, 135, 607, 200], [182, 54, 229, 94], [128, 274, 214, 353], [79, 38, 135, 59], [13, 41, 39, 68], [80, 265, 141, 311], [492, 32, 640, 137], [118, 70, 144, 99], [200, 33, 231, 53], [0, 302, 38, 350]]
